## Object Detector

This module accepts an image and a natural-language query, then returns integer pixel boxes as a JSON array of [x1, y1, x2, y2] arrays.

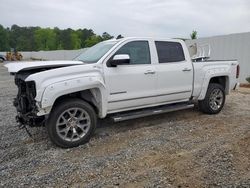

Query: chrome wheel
[[56, 107, 91, 142], [209, 88, 223, 111]]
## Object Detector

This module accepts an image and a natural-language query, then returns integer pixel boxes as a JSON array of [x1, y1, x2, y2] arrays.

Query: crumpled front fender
[[38, 76, 107, 118]]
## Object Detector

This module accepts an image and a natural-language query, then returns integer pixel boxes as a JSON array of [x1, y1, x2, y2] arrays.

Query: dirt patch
[[240, 83, 250, 88], [238, 87, 250, 94]]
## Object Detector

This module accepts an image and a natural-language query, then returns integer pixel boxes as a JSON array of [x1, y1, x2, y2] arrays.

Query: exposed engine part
[[14, 74, 45, 127]]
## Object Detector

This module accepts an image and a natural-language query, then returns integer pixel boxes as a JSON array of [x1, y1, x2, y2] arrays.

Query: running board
[[111, 103, 194, 122]]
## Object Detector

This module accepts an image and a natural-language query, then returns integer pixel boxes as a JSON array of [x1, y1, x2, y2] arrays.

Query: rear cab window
[[155, 41, 185, 63]]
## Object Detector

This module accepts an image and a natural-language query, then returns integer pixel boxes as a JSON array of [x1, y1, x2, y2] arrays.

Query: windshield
[[74, 40, 118, 63]]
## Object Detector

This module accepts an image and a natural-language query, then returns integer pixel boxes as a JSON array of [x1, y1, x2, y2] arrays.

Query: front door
[[104, 40, 157, 113]]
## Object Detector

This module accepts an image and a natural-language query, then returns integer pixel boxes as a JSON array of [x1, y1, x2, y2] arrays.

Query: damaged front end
[[14, 74, 45, 128], [4, 60, 84, 129]]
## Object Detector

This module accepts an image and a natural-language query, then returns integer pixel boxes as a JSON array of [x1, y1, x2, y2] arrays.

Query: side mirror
[[110, 54, 130, 67]]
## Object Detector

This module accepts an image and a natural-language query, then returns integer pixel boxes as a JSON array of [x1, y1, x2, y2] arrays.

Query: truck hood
[[4, 60, 83, 73]]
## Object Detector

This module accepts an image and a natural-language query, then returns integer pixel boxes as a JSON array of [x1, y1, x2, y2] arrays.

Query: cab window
[[115, 41, 151, 64], [155, 41, 185, 63]]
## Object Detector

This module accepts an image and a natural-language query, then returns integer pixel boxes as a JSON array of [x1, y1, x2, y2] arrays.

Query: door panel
[[155, 62, 193, 103], [105, 65, 157, 112], [154, 41, 193, 103], [104, 40, 157, 112]]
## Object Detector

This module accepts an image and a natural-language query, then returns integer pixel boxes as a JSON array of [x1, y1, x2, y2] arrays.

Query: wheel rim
[[56, 107, 91, 142], [209, 88, 224, 111]]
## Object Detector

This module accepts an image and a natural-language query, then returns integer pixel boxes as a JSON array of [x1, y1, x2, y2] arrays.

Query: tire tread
[[46, 98, 97, 148], [198, 83, 225, 114]]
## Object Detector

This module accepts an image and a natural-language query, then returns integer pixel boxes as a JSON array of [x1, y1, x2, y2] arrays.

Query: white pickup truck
[[5, 37, 239, 148]]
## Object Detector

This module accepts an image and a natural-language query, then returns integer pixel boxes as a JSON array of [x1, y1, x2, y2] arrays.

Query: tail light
[[236, 65, 240, 79]]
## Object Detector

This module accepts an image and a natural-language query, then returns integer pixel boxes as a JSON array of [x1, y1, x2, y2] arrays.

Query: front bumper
[[16, 112, 45, 127]]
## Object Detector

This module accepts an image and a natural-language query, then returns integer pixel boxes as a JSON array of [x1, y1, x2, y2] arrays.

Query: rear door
[[154, 41, 193, 103]]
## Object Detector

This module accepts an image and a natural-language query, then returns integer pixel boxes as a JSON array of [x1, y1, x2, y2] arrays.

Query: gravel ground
[[0, 63, 250, 187]]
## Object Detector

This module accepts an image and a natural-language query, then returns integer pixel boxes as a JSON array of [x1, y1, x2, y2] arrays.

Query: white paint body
[[5, 37, 239, 118]]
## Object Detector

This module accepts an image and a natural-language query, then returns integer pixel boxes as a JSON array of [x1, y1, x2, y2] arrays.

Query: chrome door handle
[[144, 70, 155, 75], [182, 68, 192, 72]]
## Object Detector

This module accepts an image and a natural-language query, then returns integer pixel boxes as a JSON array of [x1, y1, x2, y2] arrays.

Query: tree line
[[0, 24, 116, 51]]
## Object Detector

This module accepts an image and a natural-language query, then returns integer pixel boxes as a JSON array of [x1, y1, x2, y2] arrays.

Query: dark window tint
[[155, 41, 185, 63], [115, 41, 151, 64]]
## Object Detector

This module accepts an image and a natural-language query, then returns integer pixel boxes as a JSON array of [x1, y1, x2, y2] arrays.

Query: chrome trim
[[108, 90, 191, 103], [144, 70, 156, 75], [182, 68, 192, 72], [110, 91, 127, 95]]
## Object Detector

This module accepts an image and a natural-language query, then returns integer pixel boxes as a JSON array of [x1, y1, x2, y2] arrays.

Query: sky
[[1, 0, 250, 39]]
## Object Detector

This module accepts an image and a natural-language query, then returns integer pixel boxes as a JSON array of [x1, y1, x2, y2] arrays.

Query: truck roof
[[107, 37, 184, 43]]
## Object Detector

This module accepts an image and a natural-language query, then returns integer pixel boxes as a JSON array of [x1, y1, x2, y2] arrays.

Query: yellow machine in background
[[6, 49, 23, 61]]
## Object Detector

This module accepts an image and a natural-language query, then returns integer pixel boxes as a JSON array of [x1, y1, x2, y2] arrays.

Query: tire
[[198, 83, 225, 114], [46, 98, 97, 148]]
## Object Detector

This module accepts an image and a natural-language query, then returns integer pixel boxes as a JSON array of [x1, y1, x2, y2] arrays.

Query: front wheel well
[[52, 90, 99, 115]]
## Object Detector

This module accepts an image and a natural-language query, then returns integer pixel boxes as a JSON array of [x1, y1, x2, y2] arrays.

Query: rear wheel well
[[52, 90, 99, 115], [209, 76, 229, 93]]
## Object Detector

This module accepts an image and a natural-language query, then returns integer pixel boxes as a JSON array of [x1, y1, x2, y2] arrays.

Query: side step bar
[[111, 103, 194, 122]]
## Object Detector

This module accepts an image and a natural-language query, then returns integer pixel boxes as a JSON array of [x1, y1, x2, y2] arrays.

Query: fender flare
[[39, 76, 107, 118], [198, 70, 230, 100]]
